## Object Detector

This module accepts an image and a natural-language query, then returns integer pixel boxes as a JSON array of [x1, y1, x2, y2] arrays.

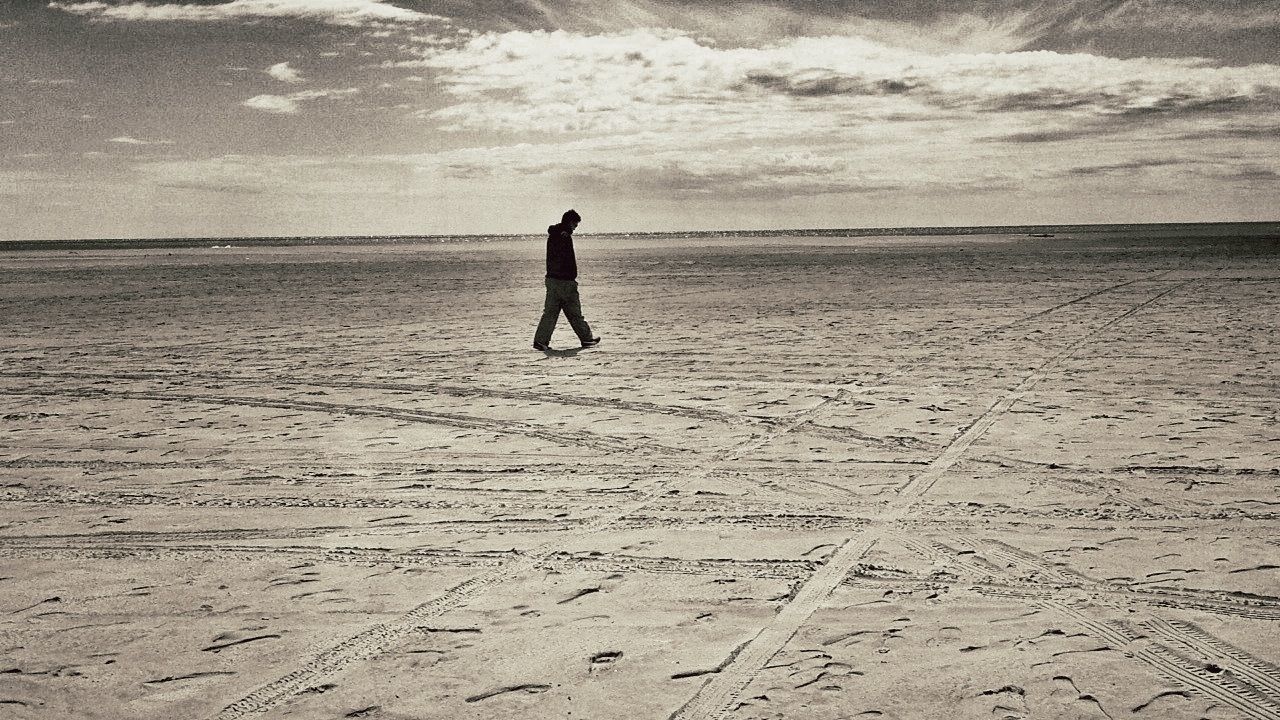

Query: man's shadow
[[538, 346, 583, 358]]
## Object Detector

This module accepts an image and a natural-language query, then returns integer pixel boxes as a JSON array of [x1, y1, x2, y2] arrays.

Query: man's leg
[[560, 280, 595, 344], [533, 279, 563, 347]]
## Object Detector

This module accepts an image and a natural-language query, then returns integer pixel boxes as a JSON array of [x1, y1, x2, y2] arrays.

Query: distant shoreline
[[1, 221, 1276, 252]]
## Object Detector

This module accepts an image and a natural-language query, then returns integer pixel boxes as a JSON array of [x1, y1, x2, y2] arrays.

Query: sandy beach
[[1, 227, 1278, 720]]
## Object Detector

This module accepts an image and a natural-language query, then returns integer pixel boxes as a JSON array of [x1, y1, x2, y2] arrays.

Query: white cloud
[[378, 27, 1280, 208], [49, 0, 447, 27], [408, 29, 1280, 138], [266, 61, 303, 83], [108, 135, 174, 145], [243, 87, 358, 113]]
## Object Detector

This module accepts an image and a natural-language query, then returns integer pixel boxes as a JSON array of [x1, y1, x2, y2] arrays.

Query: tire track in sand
[[783, 267, 1182, 439], [897, 536, 1280, 716], [0, 369, 755, 428], [1049, 602, 1280, 720], [209, 271, 1194, 719], [668, 277, 1198, 720], [980, 268, 1178, 334], [0, 544, 815, 583], [890, 536, 1280, 620], [0, 386, 680, 455], [204, 377, 867, 719], [1143, 617, 1280, 703]]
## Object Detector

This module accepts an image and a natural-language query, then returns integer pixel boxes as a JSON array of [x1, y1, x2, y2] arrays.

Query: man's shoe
[[581, 337, 601, 348], [533, 341, 550, 351]]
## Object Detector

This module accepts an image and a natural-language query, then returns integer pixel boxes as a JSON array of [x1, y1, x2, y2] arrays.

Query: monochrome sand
[[1, 228, 1278, 719]]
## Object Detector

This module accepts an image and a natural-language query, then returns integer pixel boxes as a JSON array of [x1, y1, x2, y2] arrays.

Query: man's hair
[[562, 209, 581, 225]]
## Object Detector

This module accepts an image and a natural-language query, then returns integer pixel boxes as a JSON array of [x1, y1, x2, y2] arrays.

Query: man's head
[[562, 209, 581, 230]]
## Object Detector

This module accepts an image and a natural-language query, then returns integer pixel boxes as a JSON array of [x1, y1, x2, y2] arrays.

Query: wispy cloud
[[243, 87, 358, 114], [266, 61, 303, 83], [1028, 0, 1280, 34], [1174, 123, 1280, 141], [137, 153, 419, 199], [393, 0, 1280, 59], [428, 140, 892, 199], [985, 127, 1103, 143], [560, 160, 900, 201], [1067, 158, 1188, 176], [107, 135, 174, 145], [156, 178, 267, 195], [49, 0, 447, 27]]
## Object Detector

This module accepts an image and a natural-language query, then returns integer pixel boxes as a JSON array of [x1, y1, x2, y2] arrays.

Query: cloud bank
[[410, 30, 1280, 136], [49, 0, 445, 27]]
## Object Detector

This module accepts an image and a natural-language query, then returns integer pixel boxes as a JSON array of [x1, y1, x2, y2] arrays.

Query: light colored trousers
[[534, 278, 593, 345]]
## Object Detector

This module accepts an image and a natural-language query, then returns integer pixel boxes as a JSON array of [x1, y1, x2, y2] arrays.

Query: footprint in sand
[[142, 671, 235, 690], [1043, 675, 1112, 719], [465, 684, 551, 703], [140, 671, 237, 702], [924, 625, 961, 648], [589, 650, 622, 674], [977, 684, 1027, 719], [201, 627, 281, 653]]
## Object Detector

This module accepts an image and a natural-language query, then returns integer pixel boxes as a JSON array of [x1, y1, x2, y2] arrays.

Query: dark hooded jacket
[[545, 222, 578, 281]]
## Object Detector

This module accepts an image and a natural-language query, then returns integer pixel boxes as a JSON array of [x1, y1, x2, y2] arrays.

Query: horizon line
[[3, 219, 1278, 245]]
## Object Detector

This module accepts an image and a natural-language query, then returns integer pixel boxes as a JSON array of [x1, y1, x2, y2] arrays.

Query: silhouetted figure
[[533, 209, 600, 351]]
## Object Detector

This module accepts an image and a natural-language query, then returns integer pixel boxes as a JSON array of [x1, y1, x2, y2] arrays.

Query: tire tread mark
[[36, 270, 1180, 719], [0, 484, 623, 513], [902, 279, 1195, 501], [0, 386, 676, 455], [895, 537, 991, 577], [206, 375, 879, 719], [1038, 475, 1160, 513], [906, 540, 1280, 720], [209, 552, 546, 719], [1144, 617, 1280, 705], [958, 537, 1082, 584], [0, 545, 813, 581], [667, 536, 879, 720], [669, 278, 1199, 720], [901, 536, 1280, 619], [1045, 602, 1280, 720], [849, 570, 1280, 620], [981, 269, 1177, 334], [0, 369, 755, 427]]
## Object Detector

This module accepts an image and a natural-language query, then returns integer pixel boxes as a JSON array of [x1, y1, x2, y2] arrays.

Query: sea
[[0, 221, 1275, 252]]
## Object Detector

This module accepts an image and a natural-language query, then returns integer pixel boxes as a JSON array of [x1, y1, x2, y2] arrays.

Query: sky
[[1, 0, 1277, 239]]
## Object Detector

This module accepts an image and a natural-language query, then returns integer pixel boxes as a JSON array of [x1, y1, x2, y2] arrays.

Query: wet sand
[[1, 230, 1278, 719]]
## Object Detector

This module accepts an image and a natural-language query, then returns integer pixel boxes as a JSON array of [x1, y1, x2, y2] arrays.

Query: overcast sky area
[[1, 0, 1277, 239]]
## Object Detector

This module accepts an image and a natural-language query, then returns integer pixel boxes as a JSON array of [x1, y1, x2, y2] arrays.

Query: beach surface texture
[[1, 225, 1278, 719]]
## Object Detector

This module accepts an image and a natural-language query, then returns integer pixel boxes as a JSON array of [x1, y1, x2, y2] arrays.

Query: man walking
[[533, 209, 601, 351]]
